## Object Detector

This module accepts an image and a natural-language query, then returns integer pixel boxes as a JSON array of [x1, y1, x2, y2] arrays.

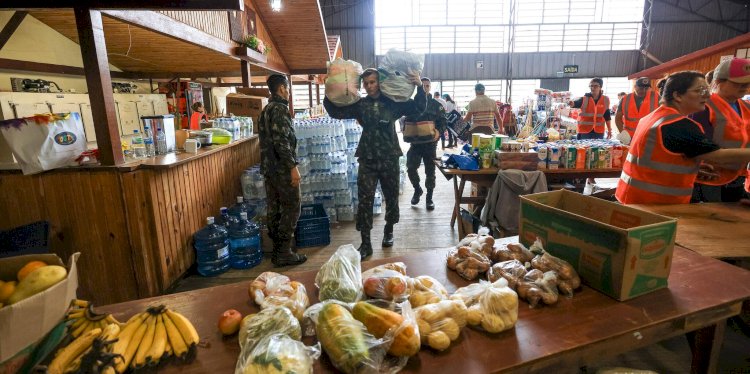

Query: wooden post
[[75, 8, 123, 165], [315, 83, 320, 105], [241, 60, 251, 88], [288, 75, 294, 116], [308, 82, 313, 108]]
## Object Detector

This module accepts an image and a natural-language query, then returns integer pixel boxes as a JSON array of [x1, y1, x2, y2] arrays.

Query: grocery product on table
[[451, 279, 518, 333], [315, 244, 362, 303], [491, 242, 534, 264], [352, 300, 420, 357], [446, 246, 492, 280], [362, 269, 410, 301], [235, 333, 320, 374], [414, 299, 467, 351], [529, 238, 581, 298], [248, 272, 309, 320], [65, 299, 122, 338], [517, 269, 559, 308], [309, 301, 377, 374], [486, 260, 528, 289], [325, 58, 364, 107], [218, 309, 243, 336], [361, 262, 407, 278], [408, 275, 449, 307], [457, 233, 495, 257], [238, 306, 302, 350]]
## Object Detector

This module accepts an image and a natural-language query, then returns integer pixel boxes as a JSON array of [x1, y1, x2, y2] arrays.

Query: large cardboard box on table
[[226, 94, 268, 133], [518, 190, 677, 301], [494, 150, 538, 170], [0, 253, 79, 372]]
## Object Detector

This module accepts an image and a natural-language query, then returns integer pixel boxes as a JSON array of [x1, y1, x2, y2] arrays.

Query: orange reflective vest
[[616, 106, 701, 204], [700, 94, 750, 185], [578, 95, 610, 134], [621, 90, 659, 137]]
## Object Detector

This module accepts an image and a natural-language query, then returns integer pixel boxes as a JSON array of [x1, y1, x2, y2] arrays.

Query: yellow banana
[[71, 319, 91, 338], [71, 299, 89, 308], [100, 323, 120, 341], [101, 367, 116, 374], [110, 312, 147, 371], [132, 314, 157, 369], [165, 309, 199, 347], [47, 328, 102, 374], [163, 312, 188, 358], [115, 315, 149, 373], [146, 314, 167, 365], [66, 309, 85, 320], [106, 314, 121, 326], [164, 339, 172, 358], [69, 317, 86, 331]]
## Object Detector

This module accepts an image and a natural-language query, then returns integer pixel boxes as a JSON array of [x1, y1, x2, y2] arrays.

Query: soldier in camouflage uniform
[[324, 68, 426, 260], [259, 74, 307, 267], [404, 77, 447, 210]]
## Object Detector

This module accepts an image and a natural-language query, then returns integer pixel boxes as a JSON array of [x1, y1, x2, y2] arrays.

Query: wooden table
[[99, 237, 750, 373], [631, 202, 750, 258], [436, 161, 623, 236]]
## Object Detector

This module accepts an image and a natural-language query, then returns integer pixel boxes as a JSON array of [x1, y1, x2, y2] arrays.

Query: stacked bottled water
[[240, 166, 267, 225], [294, 117, 360, 222], [215, 116, 254, 141]]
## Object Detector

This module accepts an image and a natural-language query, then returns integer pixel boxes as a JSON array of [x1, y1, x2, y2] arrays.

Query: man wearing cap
[[691, 58, 750, 202], [259, 74, 307, 267], [615, 77, 660, 141], [323, 68, 426, 260], [569, 78, 612, 139], [464, 83, 504, 134]]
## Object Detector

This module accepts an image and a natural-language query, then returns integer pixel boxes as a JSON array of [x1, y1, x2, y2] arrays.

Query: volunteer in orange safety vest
[[569, 78, 611, 140], [615, 77, 660, 138]]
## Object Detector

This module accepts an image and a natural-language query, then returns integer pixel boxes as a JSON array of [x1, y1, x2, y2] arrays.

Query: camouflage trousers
[[264, 172, 301, 244], [406, 141, 437, 190], [357, 157, 400, 232]]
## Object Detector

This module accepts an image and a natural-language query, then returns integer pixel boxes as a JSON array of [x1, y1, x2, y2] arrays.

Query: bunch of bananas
[[66, 299, 121, 338], [107, 304, 200, 373], [47, 323, 121, 374]]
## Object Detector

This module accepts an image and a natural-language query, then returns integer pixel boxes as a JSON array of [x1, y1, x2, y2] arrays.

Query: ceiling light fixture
[[270, 0, 281, 11]]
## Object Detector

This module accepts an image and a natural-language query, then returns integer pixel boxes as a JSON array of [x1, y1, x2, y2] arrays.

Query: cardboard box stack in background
[[495, 150, 538, 170], [518, 190, 677, 301], [0, 253, 79, 373], [226, 94, 268, 134]]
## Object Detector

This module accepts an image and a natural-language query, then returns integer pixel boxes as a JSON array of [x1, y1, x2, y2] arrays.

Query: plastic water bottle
[[193, 217, 231, 276], [216, 207, 238, 227], [143, 125, 155, 157], [228, 196, 255, 220], [131, 130, 146, 158], [228, 212, 262, 269], [156, 127, 167, 155]]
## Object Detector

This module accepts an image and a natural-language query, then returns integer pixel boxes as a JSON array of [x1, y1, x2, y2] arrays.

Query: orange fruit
[[17, 260, 48, 282], [0, 281, 16, 304]]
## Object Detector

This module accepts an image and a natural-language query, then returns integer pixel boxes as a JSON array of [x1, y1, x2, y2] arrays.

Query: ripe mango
[[7, 265, 67, 305]]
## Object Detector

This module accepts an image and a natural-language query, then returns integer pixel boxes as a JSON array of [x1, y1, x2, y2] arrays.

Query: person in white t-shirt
[[433, 92, 448, 109]]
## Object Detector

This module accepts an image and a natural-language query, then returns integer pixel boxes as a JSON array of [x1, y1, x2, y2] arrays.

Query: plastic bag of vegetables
[[249, 272, 309, 320], [325, 58, 364, 107], [352, 299, 421, 357], [529, 238, 581, 298], [414, 299, 467, 351], [235, 333, 321, 374], [487, 259, 528, 289], [407, 275, 449, 307], [362, 262, 407, 279], [450, 278, 518, 333], [362, 269, 410, 301], [315, 244, 363, 303], [238, 306, 302, 350]]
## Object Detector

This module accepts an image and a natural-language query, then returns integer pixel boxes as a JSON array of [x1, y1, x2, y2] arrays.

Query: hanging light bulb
[[270, 0, 281, 11]]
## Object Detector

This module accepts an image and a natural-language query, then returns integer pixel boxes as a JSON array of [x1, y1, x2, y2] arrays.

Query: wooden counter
[[0, 137, 259, 305]]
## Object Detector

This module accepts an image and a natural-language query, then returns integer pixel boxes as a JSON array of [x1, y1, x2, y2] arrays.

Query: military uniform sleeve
[[394, 86, 427, 118], [269, 106, 298, 170], [324, 96, 361, 121]]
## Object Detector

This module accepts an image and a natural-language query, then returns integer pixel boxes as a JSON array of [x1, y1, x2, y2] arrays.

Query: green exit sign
[[563, 65, 579, 74]]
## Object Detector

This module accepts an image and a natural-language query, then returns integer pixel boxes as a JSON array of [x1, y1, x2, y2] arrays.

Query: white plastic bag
[[616, 130, 631, 145], [235, 333, 320, 374], [378, 49, 424, 102], [325, 58, 364, 107], [315, 244, 363, 302], [0, 112, 87, 175]]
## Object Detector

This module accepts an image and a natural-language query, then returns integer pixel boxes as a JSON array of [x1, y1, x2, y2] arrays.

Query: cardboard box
[[226, 94, 268, 133], [0, 253, 79, 371], [235, 88, 271, 98], [519, 190, 677, 301], [495, 150, 538, 171]]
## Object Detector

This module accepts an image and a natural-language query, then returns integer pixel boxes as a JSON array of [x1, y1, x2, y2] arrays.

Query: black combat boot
[[411, 186, 423, 205], [426, 189, 435, 211], [358, 231, 373, 260], [272, 240, 307, 267], [382, 223, 394, 247]]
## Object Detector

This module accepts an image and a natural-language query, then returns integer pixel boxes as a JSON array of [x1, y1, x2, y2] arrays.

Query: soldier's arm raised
[[323, 96, 361, 121]]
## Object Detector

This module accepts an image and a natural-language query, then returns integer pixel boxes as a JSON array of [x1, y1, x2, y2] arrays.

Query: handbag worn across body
[[402, 121, 439, 144]]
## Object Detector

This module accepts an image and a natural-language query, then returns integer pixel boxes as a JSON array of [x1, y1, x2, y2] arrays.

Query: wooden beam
[[75, 8, 123, 166], [0, 58, 85, 75], [308, 82, 313, 108], [241, 60, 251, 88], [290, 68, 328, 75], [287, 75, 294, 116], [1, 0, 243, 10], [0, 11, 27, 51], [315, 83, 320, 105], [112, 71, 243, 79]]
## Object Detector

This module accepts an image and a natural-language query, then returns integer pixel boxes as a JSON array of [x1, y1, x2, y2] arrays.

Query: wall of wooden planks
[[157, 11, 232, 44], [0, 138, 259, 305]]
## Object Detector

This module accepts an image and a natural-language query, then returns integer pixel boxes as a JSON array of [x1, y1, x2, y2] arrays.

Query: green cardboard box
[[519, 190, 677, 301]]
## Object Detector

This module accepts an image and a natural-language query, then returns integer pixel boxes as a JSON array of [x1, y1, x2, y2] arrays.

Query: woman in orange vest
[[690, 58, 750, 202], [569, 78, 612, 140], [189, 101, 207, 130], [615, 77, 660, 139], [616, 71, 750, 205]]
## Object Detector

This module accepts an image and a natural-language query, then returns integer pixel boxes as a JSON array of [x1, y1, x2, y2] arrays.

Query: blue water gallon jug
[[193, 217, 231, 276], [228, 212, 262, 269]]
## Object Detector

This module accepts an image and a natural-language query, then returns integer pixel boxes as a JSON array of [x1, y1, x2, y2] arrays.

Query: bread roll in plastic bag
[[315, 244, 363, 303], [235, 333, 320, 374], [487, 259, 528, 289], [238, 306, 302, 350], [325, 58, 364, 107], [249, 272, 309, 320], [517, 269, 559, 308], [450, 278, 518, 333]]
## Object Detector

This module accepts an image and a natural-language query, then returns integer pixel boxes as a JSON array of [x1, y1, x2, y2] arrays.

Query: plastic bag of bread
[[450, 278, 518, 333], [325, 58, 363, 107], [239, 306, 302, 350], [516, 269, 559, 308], [362, 262, 407, 279], [487, 259, 528, 289], [414, 299, 467, 351], [249, 272, 290, 305], [235, 333, 320, 374], [248, 272, 309, 320], [446, 246, 491, 280], [457, 232, 494, 257], [529, 238, 581, 297], [363, 269, 410, 301], [408, 275, 449, 307], [315, 244, 362, 303], [491, 242, 534, 264]]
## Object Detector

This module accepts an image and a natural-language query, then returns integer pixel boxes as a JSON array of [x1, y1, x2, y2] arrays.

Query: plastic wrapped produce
[[315, 244, 363, 302], [235, 333, 320, 374], [414, 299, 467, 351], [362, 262, 407, 278], [249, 272, 290, 305], [457, 233, 495, 257], [362, 269, 410, 301], [380, 49, 424, 78], [407, 275, 449, 307], [487, 259, 528, 289], [238, 306, 302, 350], [491, 243, 534, 264], [450, 279, 518, 333], [516, 269, 559, 308], [352, 299, 420, 357], [529, 238, 581, 298], [248, 272, 309, 320], [446, 246, 492, 280], [325, 58, 364, 107]]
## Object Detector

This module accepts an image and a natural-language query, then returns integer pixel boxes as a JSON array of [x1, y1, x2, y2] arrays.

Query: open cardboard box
[[0, 253, 79, 372], [519, 190, 677, 301]]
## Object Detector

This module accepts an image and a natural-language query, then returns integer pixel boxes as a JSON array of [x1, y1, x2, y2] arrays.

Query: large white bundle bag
[[379, 49, 424, 102], [325, 58, 364, 107]]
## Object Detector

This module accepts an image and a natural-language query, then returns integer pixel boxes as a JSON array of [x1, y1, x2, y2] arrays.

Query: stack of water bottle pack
[[294, 116, 361, 223], [192, 197, 262, 277], [214, 116, 254, 141]]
